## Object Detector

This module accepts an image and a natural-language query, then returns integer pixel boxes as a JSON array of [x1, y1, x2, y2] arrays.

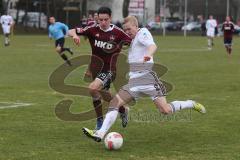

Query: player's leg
[[225, 45, 230, 55], [99, 88, 129, 128], [224, 38, 232, 55], [90, 72, 128, 129], [154, 96, 206, 114], [207, 36, 213, 49], [4, 34, 10, 46], [206, 30, 214, 50], [223, 38, 229, 54], [224, 38, 228, 53], [55, 39, 71, 66], [228, 44, 232, 54], [211, 37, 214, 46], [61, 47, 74, 55], [207, 37, 211, 49], [56, 46, 71, 66], [97, 90, 133, 137], [143, 72, 206, 114], [83, 89, 134, 142], [154, 97, 173, 114], [226, 44, 232, 55], [60, 38, 74, 55], [83, 66, 92, 83], [3, 26, 10, 46], [206, 31, 211, 49], [227, 38, 233, 55], [88, 78, 105, 130]]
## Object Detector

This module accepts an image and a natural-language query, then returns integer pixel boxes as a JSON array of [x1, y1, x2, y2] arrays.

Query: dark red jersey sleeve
[[119, 29, 132, 45], [231, 23, 235, 32], [75, 26, 90, 36]]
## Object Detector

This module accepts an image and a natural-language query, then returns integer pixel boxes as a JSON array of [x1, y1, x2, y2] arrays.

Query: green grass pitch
[[0, 35, 240, 160]]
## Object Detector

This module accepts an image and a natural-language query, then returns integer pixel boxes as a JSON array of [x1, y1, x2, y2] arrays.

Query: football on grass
[[104, 132, 123, 150]]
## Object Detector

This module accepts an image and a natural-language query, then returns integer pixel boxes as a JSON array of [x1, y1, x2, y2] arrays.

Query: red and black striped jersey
[[222, 21, 235, 39], [75, 24, 131, 73]]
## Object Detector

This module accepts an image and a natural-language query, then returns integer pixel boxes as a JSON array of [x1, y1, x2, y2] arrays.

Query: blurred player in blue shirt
[[48, 16, 73, 66]]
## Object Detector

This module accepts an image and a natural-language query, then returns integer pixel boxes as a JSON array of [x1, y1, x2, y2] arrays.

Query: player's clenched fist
[[73, 35, 80, 45], [143, 56, 151, 62]]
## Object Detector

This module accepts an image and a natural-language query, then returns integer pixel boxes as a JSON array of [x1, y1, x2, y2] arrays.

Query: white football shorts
[[2, 25, 11, 34], [206, 29, 215, 37]]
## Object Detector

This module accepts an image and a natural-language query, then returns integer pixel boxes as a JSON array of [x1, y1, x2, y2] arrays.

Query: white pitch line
[[35, 44, 51, 47], [160, 48, 210, 53], [0, 102, 34, 109]]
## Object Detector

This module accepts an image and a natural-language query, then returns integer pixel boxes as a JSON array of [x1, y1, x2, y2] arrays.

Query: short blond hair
[[124, 15, 138, 27]]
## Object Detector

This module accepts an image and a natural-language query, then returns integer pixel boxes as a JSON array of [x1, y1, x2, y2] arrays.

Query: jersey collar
[[135, 28, 141, 37], [98, 24, 114, 32]]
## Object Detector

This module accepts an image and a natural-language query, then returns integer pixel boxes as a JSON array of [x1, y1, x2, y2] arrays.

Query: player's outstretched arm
[[68, 29, 80, 46], [48, 27, 52, 40], [10, 21, 15, 35], [144, 44, 157, 62]]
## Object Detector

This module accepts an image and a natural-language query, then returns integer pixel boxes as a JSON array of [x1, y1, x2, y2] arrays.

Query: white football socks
[[97, 108, 118, 139], [170, 100, 195, 112], [208, 39, 212, 47], [5, 37, 9, 44]]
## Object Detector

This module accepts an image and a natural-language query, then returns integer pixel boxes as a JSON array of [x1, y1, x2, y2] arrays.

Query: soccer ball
[[104, 132, 123, 150]]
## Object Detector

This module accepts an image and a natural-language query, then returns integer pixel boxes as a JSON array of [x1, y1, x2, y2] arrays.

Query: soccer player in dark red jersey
[[222, 16, 235, 55], [87, 13, 98, 27], [81, 15, 87, 28], [68, 7, 132, 130]]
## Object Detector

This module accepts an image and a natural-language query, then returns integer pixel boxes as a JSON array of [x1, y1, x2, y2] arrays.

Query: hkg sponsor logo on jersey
[[94, 40, 113, 50]]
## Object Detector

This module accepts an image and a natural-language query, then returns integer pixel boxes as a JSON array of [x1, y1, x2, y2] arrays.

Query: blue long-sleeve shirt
[[48, 22, 69, 40]]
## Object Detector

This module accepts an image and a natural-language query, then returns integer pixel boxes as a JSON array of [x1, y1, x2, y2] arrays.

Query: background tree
[[167, 0, 180, 17], [0, 1, 3, 14], [122, 0, 130, 18]]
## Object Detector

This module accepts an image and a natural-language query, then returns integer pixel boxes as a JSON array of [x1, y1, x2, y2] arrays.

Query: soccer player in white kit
[[206, 15, 217, 50], [82, 16, 206, 142], [0, 13, 14, 46]]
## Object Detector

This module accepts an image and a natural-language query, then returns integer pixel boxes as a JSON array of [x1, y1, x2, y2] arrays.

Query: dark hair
[[98, 7, 112, 16]]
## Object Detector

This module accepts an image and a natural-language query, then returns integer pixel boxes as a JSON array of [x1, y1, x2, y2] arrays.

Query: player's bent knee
[[109, 95, 123, 108], [88, 84, 100, 96], [158, 104, 172, 115], [160, 109, 172, 115], [88, 86, 98, 94], [56, 47, 61, 53]]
